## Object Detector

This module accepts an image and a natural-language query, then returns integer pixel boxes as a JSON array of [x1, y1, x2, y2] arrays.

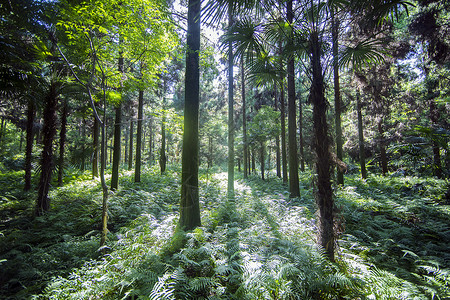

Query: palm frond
[[339, 39, 386, 71]]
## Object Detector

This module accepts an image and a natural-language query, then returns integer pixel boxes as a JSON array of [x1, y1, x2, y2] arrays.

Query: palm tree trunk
[[179, 0, 201, 231], [287, 0, 299, 197], [36, 81, 58, 215], [24, 99, 35, 191], [135, 89, 144, 182], [311, 30, 334, 261], [58, 98, 68, 186]]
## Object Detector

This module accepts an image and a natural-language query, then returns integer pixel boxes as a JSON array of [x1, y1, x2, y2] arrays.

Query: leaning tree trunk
[[332, 10, 344, 185], [357, 91, 367, 179], [227, 7, 235, 199], [135, 89, 144, 182], [57, 98, 68, 186], [179, 0, 201, 231], [36, 82, 58, 216], [311, 30, 334, 261], [24, 99, 35, 191], [287, 0, 299, 198]]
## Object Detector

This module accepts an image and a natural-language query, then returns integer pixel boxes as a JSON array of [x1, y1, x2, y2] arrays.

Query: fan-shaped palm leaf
[[339, 39, 386, 70]]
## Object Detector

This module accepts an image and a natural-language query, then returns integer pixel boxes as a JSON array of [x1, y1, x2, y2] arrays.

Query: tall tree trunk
[[160, 111, 166, 174], [332, 10, 344, 185], [128, 119, 134, 170], [280, 75, 288, 183], [227, 7, 235, 199], [287, 0, 299, 197], [260, 142, 265, 181], [124, 122, 128, 166], [58, 98, 68, 186], [149, 116, 153, 164], [99, 85, 109, 249], [110, 105, 121, 190], [275, 86, 281, 178], [430, 99, 442, 178], [92, 106, 99, 178], [179, 0, 201, 231], [242, 59, 248, 179], [36, 81, 58, 216], [357, 91, 367, 179], [81, 118, 86, 171], [378, 119, 388, 175], [135, 89, 144, 182], [24, 99, 35, 191], [0, 117, 4, 147], [311, 30, 334, 261]]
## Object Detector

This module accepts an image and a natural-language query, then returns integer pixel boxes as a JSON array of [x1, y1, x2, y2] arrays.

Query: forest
[[0, 0, 449, 298]]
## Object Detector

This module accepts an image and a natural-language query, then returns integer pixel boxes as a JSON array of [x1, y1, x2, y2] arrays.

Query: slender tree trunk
[[298, 93, 305, 172], [160, 111, 166, 174], [92, 106, 99, 178], [124, 122, 128, 166], [287, 0, 299, 198], [24, 99, 35, 191], [378, 119, 388, 175], [110, 105, 121, 190], [260, 142, 265, 181], [99, 85, 109, 249], [242, 59, 248, 179], [280, 76, 288, 183], [179, 0, 201, 231], [227, 7, 235, 199], [275, 86, 281, 178], [58, 99, 68, 186], [311, 30, 334, 261], [332, 10, 344, 184], [357, 91, 367, 179], [36, 81, 58, 216], [128, 119, 133, 170], [430, 100, 442, 178], [0, 118, 4, 147], [135, 89, 144, 182], [252, 148, 256, 174], [149, 116, 153, 164], [81, 118, 86, 171]]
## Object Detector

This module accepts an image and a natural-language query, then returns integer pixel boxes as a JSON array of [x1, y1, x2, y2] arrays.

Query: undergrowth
[[0, 166, 449, 299]]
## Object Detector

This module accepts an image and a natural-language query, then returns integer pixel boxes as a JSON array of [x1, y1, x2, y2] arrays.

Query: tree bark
[[332, 10, 344, 184], [275, 86, 281, 178], [92, 105, 99, 178], [242, 59, 248, 179], [357, 91, 367, 179], [160, 111, 166, 174], [311, 30, 334, 261], [149, 116, 153, 164], [227, 7, 235, 199], [287, 0, 299, 197], [378, 119, 388, 175], [110, 105, 121, 190], [24, 99, 35, 191], [280, 74, 288, 183], [135, 89, 144, 182], [298, 86, 305, 172], [430, 99, 442, 178], [179, 0, 201, 231], [58, 98, 68, 186], [260, 142, 265, 181], [128, 119, 133, 170], [36, 81, 58, 215]]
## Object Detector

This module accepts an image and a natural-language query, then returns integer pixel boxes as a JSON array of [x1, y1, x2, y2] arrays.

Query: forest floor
[[0, 166, 449, 299]]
